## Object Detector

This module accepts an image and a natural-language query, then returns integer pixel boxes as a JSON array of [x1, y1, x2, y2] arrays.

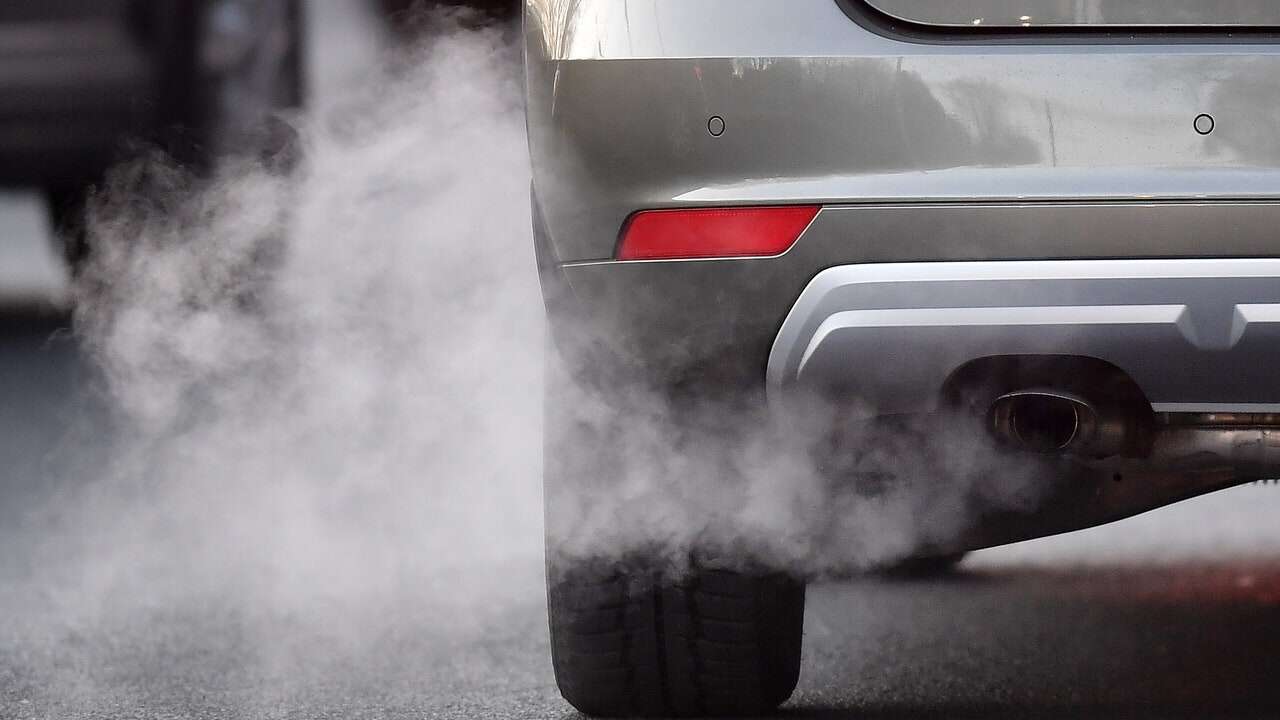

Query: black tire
[[548, 561, 805, 717]]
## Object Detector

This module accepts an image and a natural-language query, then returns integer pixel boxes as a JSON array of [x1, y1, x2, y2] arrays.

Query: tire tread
[[549, 564, 805, 717]]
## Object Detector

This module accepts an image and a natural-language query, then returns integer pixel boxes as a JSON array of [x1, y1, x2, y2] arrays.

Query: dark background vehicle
[[0, 0, 306, 260]]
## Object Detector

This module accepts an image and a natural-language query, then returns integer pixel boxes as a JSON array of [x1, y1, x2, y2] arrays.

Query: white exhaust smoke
[[34, 12, 543, 658]]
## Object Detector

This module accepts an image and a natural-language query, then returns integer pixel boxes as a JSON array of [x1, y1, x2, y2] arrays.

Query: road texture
[[4, 310, 1280, 720]]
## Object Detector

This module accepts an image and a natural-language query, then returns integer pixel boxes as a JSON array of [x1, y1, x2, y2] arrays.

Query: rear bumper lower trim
[[769, 258, 1280, 415]]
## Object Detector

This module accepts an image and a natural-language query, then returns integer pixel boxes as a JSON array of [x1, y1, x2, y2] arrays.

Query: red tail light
[[616, 206, 820, 261]]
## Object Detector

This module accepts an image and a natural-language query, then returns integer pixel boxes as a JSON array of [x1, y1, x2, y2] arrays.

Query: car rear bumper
[[769, 257, 1280, 416], [550, 199, 1280, 399]]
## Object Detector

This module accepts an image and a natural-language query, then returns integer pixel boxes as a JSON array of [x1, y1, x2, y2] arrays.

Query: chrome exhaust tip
[[988, 389, 1096, 454]]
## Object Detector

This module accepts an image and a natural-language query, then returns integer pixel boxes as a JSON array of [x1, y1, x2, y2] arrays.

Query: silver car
[[526, 1, 1280, 715]]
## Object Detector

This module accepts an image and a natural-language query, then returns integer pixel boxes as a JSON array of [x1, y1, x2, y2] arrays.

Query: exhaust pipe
[[988, 389, 1137, 458]]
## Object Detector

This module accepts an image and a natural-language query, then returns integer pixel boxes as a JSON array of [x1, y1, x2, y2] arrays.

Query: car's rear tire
[[547, 559, 805, 717], [540, 261, 807, 716]]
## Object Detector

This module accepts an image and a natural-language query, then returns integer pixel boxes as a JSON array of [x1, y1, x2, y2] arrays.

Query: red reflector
[[617, 206, 819, 261]]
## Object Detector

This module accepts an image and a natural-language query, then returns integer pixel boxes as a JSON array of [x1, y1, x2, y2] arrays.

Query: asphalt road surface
[[4, 309, 1280, 720]]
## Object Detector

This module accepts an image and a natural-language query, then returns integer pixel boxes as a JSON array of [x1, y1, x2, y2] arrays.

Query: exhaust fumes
[[15, 15, 546, 702]]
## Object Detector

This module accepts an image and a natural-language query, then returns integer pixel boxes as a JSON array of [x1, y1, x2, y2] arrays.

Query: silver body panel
[[528, 0, 1280, 262]]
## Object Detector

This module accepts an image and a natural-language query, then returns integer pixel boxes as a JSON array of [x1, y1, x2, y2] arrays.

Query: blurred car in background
[[0, 0, 304, 259]]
